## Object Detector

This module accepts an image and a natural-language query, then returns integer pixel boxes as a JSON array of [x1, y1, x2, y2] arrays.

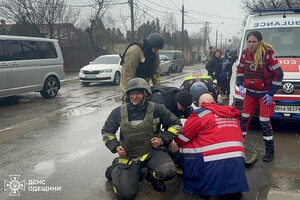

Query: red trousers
[[240, 93, 275, 152]]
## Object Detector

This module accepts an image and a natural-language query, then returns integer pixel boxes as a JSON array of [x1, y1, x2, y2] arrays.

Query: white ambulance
[[231, 8, 300, 120]]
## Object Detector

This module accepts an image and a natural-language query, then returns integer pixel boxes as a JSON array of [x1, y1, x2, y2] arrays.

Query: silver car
[[79, 54, 122, 86], [159, 55, 171, 75]]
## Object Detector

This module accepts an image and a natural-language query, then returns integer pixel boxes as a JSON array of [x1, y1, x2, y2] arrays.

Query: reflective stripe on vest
[[204, 151, 245, 162], [198, 109, 212, 118], [176, 109, 211, 143], [179, 141, 245, 162]]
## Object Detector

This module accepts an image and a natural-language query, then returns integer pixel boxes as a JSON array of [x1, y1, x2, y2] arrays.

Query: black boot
[[264, 140, 274, 162], [105, 158, 118, 180], [263, 150, 274, 162], [145, 171, 166, 193]]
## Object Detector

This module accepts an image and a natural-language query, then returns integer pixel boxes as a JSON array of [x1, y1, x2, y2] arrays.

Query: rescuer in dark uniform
[[102, 78, 182, 199]]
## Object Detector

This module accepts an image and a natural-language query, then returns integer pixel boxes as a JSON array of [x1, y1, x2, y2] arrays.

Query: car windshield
[[243, 27, 300, 57], [159, 52, 174, 59], [92, 56, 120, 64]]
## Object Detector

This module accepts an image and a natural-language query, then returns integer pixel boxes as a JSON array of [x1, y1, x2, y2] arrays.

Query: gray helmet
[[190, 82, 208, 106], [126, 78, 152, 95], [146, 33, 164, 49]]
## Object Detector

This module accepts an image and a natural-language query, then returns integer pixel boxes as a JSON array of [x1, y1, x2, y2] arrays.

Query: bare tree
[[241, 0, 300, 10], [162, 13, 178, 34], [106, 2, 148, 42], [84, 0, 108, 58], [0, 0, 79, 39]]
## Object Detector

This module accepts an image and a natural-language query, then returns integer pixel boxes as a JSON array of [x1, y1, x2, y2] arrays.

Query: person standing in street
[[175, 93, 249, 199], [102, 78, 182, 199], [205, 46, 215, 63], [205, 49, 223, 81], [120, 32, 164, 99], [236, 31, 283, 162]]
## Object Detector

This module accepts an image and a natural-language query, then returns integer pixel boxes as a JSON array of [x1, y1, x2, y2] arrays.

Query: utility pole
[[204, 21, 209, 56], [129, 0, 134, 42], [181, 1, 185, 52], [220, 34, 223, 50], [215, 22, 224, 48]]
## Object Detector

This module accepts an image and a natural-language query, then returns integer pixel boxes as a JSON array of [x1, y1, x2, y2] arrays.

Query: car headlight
[[105, 69, 112, 73]]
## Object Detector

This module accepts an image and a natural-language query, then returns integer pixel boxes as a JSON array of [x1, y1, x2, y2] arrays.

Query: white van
[[0, 35, 65, 99], [231, 8, 300, 120]]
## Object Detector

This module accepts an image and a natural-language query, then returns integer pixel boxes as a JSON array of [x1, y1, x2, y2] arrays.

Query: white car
[[159, 54, 171, 75], [79, 54, 122, 86]]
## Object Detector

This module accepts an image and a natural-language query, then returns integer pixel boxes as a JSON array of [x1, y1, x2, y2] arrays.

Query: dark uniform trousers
[[111, 148, 176, 200]]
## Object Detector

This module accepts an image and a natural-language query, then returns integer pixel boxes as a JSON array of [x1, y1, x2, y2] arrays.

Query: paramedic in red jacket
[[175, 93, 249, 198], [236, 31, 283, 162]]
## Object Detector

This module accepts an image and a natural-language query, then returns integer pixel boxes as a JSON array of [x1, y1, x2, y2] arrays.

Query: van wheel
[[82, 82, 90, 86], [113, 72, 121, 85], [167, 67, 171, 75], [40, 77, 59, 99]]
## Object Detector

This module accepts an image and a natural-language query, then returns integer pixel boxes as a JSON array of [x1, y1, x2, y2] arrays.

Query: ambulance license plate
[[274, 105, 300, 113]]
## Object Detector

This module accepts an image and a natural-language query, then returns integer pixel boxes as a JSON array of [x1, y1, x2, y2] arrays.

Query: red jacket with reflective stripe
[[175, 103, 245, 160], [236, 48, 283, 96]]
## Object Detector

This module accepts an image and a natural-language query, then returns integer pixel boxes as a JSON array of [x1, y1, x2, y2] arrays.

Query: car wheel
[[82, 82, 90, 86], [113, 72, 121, 85], [167, 66, 171, 75], [40, 77, 59, 99], [179, 65, 184, 72], [171, 66, 176, 73]]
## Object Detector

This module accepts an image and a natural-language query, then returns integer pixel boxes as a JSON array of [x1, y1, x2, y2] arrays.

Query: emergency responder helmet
[[190, 82, 208, 106], [146, 33, 164, 49], [125, 78, 152, 95]]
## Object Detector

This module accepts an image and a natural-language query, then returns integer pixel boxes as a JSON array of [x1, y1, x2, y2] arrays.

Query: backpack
[[219, 68, 228, 80], [120, 42, 145, 65]]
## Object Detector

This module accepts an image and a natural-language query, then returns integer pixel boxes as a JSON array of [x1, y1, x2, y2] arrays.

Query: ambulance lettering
[[254, 20, 300, 27], [277, 58, 300, 72]]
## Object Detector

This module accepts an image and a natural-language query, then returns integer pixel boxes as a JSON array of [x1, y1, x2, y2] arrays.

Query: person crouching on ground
[[175, 93, 249, 199], [102, 78, 182, 199]]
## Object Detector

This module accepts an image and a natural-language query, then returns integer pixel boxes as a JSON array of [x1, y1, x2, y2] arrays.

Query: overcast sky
[[2, 0, 247, 43], [70, 0, 246, 44]]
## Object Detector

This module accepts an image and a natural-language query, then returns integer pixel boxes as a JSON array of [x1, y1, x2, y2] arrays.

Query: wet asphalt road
[[0, 65, 300, 200]]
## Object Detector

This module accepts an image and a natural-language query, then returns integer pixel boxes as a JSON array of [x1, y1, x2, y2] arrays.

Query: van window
[[22, 41, 39, 59], [242, 27, 300, 57], [6, 40, 58, 60], [38, 42, 58, 59], [7, 40, 25, 60], [0, 41, 5, 61]]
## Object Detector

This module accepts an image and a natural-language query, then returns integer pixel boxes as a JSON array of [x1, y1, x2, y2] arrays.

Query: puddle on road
[[61, 106, 98, 118], [0, 96, 119, 143], [59, 148, 94, 163], [257, 165, 300, 200], [33, 160, 55, 179]]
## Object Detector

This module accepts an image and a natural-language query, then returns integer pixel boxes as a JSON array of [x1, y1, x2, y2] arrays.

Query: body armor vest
[[120, 42, 157, 78], [120, 102, 156, 158], [136, 50, 156, 78]]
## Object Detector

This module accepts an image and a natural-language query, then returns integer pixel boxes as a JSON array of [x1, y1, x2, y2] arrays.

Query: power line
[[146, 0, 180, 12]]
